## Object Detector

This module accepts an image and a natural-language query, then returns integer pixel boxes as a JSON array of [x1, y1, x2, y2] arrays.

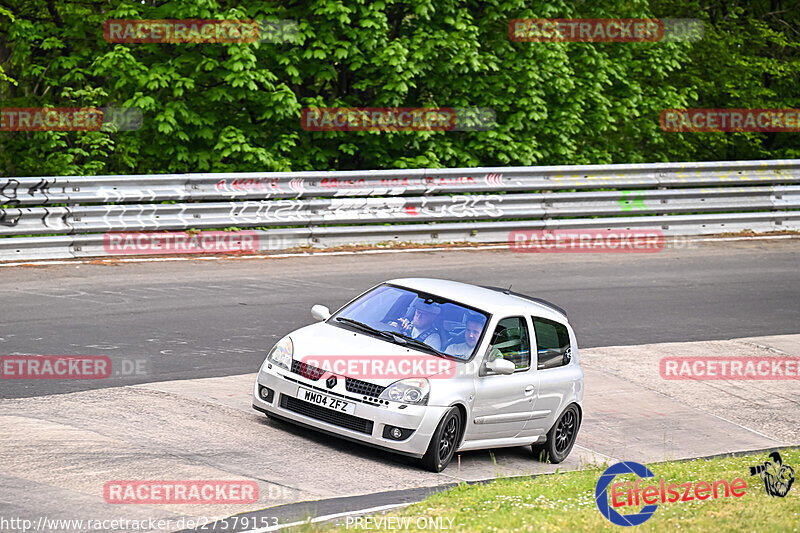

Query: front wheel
[[421, 407, 462, 472], [532, 404, 580, 464]]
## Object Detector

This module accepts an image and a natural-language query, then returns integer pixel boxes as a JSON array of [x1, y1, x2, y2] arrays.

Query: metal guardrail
[[1, 159, 799, 261], [2, 159, 799, 205]]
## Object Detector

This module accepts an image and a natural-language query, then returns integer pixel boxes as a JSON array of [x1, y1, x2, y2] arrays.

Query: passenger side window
[[486, 317, 531, 371], [532, 317, 572, 370]]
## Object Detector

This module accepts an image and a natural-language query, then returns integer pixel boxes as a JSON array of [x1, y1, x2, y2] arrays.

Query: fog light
[[382, 425, 414, 441], [259, 385, 274, 403]]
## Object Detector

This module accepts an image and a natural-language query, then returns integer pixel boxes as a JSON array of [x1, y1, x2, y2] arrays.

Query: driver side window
[[486, 317, 531, 371]]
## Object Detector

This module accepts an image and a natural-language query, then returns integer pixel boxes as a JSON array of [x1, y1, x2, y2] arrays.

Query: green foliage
[[1, 0, 799, 176], [298, 449, 800, 532], [649, 0, 800, 161]]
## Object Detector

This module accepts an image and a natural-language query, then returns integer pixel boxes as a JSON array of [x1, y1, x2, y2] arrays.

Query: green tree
[[1, 0, 798, 177], [650, 0, 800, 161]]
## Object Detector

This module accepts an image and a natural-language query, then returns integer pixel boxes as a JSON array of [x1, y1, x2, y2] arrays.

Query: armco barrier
[[1, 160, 799, 261]]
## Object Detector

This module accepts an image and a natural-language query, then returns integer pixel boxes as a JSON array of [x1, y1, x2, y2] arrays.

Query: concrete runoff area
[[581, 334, 800, 449], [0, 335, 796, 532]]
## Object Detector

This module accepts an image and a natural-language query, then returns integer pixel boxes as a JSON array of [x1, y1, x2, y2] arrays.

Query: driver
[[391, 300, 442, 351]]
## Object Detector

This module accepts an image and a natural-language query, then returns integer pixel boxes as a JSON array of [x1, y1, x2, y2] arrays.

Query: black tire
[[532, 404, 580, 464], [421, 407, 462, 472]]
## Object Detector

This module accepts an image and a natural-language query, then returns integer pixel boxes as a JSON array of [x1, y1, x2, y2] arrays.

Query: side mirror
[[486, 357, 515, 375], [311, 304, 331, 322]]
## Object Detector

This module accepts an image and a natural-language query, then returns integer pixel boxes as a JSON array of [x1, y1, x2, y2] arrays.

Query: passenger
[[390, 300, 442, 351], [445, 315, 485, 358]]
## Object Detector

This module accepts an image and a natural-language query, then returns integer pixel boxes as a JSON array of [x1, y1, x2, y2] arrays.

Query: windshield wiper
[[335, 317, 397, 341], [335, 318, 446, 357], [387, 331, 448, 358]]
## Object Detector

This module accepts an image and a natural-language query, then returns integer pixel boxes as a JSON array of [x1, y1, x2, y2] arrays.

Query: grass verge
[[290, 449, 800, 532]]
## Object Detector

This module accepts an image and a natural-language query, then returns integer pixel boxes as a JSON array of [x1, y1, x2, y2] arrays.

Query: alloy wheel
[[438, 414, 459, 461], [554, 409, 576, 453]]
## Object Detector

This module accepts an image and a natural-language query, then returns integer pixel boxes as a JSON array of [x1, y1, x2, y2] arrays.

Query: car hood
[[287, 321, 455, 384]]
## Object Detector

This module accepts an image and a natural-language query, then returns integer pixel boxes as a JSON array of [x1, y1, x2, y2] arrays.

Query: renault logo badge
[[326, 375, 337, 389]]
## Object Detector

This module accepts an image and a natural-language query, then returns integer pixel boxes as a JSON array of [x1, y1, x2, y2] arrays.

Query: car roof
[[385, 278, 569, 322]]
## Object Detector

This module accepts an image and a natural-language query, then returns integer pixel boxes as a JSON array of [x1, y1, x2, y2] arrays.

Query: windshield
[[331, 284, 490, 360]]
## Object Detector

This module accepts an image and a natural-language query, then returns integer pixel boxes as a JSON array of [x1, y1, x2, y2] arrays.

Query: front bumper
[[252, 364, 448, 458]]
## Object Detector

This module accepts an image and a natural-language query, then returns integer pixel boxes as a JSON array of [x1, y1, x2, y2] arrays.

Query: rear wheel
[[532, 404, 580, 464], [421, 407, 461, 472]]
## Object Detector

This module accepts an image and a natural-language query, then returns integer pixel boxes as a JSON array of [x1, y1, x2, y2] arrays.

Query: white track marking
[[239, 502, 412, 532]]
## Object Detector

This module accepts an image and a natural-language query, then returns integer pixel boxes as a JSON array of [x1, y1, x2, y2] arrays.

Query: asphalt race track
[[1, 238, 799, 531], [1, 239, 799, 398]]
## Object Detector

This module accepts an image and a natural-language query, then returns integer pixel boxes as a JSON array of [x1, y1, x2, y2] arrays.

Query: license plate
[[297, 387, 355, 414]]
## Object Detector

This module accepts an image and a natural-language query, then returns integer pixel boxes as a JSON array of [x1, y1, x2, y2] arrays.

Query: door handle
[[524, 385, 535, 395]]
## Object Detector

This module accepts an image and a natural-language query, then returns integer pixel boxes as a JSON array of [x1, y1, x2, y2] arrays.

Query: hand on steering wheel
[[389, 317, 411, 333]]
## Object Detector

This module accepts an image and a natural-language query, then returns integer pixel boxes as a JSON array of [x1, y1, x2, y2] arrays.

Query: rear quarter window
[[532, 317, 572, 370]]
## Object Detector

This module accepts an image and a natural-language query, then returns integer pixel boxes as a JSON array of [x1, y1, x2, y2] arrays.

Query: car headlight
[[265, 336, 293, 371], [379, 378, 430, 405]]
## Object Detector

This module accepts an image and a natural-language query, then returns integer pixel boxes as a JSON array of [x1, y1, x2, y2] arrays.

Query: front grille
[[291, 359, 324, 381], [280, 394, 374, 434], [345, 377, 386, 398], [289, 360, 385, 398]]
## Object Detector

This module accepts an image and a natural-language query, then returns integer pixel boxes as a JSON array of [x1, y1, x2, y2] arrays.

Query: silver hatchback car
[[253, 278, 584, 472]]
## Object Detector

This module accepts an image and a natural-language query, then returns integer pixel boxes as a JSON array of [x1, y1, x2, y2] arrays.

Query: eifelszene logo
[[750, 452, 795, 497], [595, 462, 659, 526], [595, 461, 747, 526]]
